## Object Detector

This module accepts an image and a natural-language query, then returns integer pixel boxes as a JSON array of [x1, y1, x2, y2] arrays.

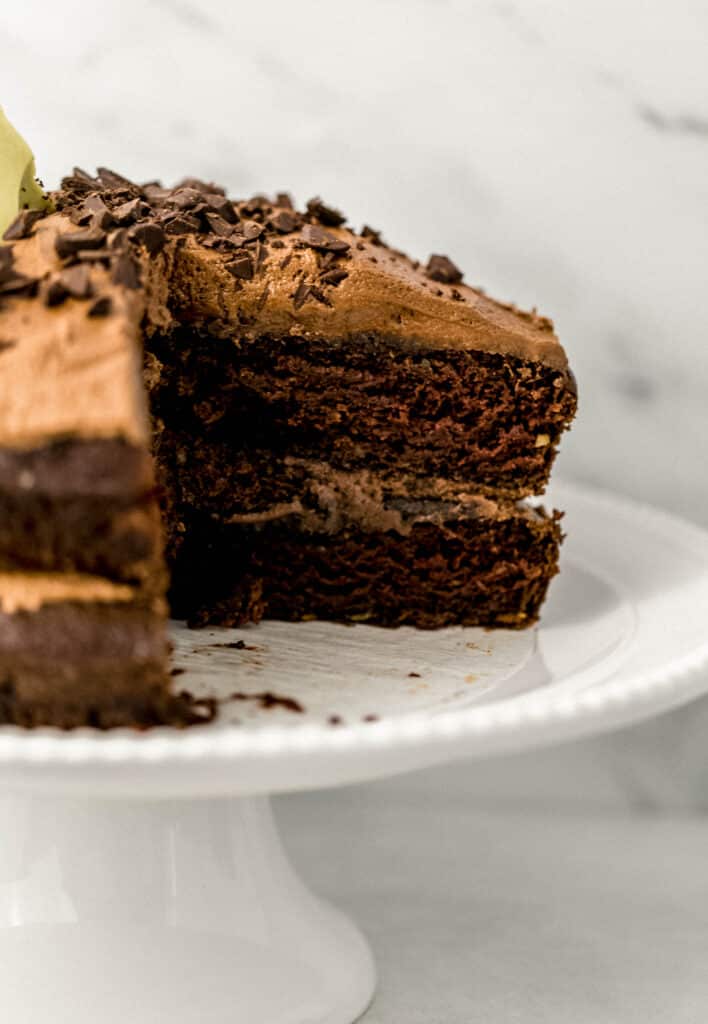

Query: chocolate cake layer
[[167, 498, 562, 630], [147, 330, 576, 499], [0, 600, 205, 729], [0, 439, 161, 580]]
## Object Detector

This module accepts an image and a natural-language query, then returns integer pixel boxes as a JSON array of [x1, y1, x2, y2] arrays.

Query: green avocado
[[0, 106, 51, 236]]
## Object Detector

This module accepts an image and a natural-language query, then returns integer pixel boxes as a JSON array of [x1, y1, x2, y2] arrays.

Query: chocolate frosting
[[0, 571, 136, 613], [168, 226, 567, 370], [0, 174, 568, 452]]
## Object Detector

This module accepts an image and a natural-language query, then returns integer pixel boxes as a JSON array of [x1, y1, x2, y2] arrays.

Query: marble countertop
[[279, 757, 708, 1023]]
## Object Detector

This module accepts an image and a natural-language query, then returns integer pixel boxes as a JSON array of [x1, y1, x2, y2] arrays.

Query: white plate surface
[[2, 480, 708, 797]]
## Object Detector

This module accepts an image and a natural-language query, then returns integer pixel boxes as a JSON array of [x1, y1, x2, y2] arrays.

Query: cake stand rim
[[0, 479, 707, 794]]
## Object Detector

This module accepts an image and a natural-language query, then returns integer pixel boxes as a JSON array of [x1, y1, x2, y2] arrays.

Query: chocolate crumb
[[170, 667, 186, 677], [408, 672, 421, 678], [230, 691, 304, 713], [328, 715, 343, 726], [363, 714, 379, 722]]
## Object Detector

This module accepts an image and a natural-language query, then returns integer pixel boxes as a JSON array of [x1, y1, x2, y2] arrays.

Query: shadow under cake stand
[[0, 481, 707, 1024]]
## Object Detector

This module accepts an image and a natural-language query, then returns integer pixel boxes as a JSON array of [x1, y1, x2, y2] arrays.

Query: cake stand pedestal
[[0, 482, 708, 1024], [0, 794, 374, 1024]]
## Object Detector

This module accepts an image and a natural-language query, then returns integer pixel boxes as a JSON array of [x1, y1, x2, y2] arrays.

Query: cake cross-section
[[0, 170, 576, 727]]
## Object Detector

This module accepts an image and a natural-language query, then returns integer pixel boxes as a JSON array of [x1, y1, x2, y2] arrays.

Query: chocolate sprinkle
[[426, 254, 463, 285], [3, 209, 45, 242]]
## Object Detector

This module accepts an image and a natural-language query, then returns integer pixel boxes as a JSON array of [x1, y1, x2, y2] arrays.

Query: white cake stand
[[1, 481, 708, 1024]]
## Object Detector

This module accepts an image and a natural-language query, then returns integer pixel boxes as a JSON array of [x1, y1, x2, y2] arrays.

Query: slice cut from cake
[[0, 169, 576, 728]]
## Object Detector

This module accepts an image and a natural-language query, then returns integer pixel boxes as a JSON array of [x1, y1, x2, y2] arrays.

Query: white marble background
[[1, 2, 708, 798]]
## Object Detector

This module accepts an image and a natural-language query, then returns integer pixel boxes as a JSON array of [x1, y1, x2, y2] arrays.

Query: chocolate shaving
[[72, 167, 99, 185], [203, 193, 238, 222], [73, 250, 111, 264], [3, 209, 45, 241], [166, 187, 203, 211], [252, 241, 267, 273], [306, 197, 346, 227], [96, 167, 138, 191], [204, 212, 236, 237], [112, 197, 149, 225], [177, 177, 227, 197], [426, 253, 463, 285], [163, 214, 201, 235], [300, 224, 350, 254], [241, 195, 270, 215], [43, 279, 68, 307], [225, 254, 253, 281], [269, 209, 301, 233], [129, 222, 165, 255], [275, 192, 294, 210], [255, 282, 271, 311], [319, 267, 349, 287], [292, 280, 312, 309], [111, 252, 141, 289], [0, 273, 37, 296], [0, 247, 14, 273], [309, 285, 332, 307], [58, 264, 93, 299], [241, 220, 264, 241], [87, 295, 112, 317], [55, 226, 107, 259], [361, 225, 383, 245]]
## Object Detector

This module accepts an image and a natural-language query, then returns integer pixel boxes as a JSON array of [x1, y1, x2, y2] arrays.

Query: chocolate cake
[[0, 168, 576, 728]]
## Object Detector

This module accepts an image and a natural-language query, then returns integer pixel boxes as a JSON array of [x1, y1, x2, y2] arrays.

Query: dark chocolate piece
[[3, 209, 45, 241], [426, 254, 463, 284]]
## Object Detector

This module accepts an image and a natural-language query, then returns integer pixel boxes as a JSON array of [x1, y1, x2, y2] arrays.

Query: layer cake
[[0, 170, 576, 727]]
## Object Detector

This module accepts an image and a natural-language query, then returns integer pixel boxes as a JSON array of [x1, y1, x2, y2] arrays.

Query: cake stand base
[[0, 794, 375, 1024]]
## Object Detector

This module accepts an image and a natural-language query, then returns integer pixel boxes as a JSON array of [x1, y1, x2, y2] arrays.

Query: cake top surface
[[0, 167, 568, 448]]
